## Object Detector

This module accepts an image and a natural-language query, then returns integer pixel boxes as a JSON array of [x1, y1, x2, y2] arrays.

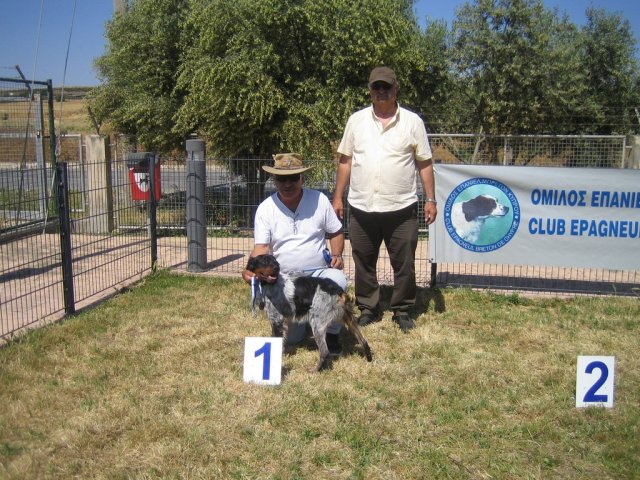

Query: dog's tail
[[340, 294, 373, 362]]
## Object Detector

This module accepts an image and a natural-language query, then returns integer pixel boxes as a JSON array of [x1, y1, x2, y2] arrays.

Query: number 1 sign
[[576, 356, 615, 408], [243, 337, 283, 385]]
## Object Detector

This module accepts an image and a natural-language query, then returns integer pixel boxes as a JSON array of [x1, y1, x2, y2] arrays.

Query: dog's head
[[462, 194, 509, 221], [246, 254, 280, 284]]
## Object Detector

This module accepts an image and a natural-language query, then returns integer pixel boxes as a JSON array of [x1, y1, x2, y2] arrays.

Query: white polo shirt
[[254, 189, 343, 272], [337, 104, 432, 213]]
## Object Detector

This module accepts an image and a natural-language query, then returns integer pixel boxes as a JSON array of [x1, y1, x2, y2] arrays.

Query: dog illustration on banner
[[451, 194, 510, 243]]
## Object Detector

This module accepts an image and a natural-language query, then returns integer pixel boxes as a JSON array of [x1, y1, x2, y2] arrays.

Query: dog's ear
[[246, 256, 259, 272], [270, 259, 280, 277]]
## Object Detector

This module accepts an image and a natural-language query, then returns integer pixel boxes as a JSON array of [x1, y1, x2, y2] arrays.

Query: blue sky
[[1, 0, 639, 87]]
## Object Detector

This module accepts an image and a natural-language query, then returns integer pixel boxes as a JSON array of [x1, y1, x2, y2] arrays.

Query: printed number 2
[[255, 341, 272, 380], [583, 361, 608, 403]]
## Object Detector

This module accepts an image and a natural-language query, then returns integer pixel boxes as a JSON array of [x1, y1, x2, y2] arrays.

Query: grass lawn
[[1, 272, 638, 479]]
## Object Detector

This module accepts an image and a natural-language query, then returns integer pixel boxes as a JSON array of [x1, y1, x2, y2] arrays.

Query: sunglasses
[[370, 81, 393, 91], [274, 174, 301, 183]]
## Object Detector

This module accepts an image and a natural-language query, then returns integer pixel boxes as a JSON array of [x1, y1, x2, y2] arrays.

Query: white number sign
[[576, 356, 615, 408], [243, 337, 283, 385]]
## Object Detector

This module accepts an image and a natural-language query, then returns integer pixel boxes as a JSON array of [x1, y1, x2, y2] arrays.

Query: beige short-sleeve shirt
[[337, 105, 432, 213]]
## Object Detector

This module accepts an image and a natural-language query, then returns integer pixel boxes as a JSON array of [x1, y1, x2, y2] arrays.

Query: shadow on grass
[[377, 285, 446, 316], [284, 326, 374, 373], [275, 285, 447, 374]]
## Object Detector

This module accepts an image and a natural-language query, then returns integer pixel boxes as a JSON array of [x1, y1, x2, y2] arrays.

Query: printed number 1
[[583, 361, 608, 403], [255, 341, 271, 380]]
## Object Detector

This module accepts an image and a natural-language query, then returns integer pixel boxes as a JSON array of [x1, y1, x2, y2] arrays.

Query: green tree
[[90, 0, 188, 152], [85, 83, 120, 135], [174, 0, 425, 163], [91, 0, 640, 165], [93, 0, 433, 162], [581, 7, 640, 134], [413, 19, 458, 133], [450, 0, 591, 135]]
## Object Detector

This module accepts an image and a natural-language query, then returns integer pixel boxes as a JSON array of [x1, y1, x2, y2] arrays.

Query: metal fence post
[[149, 154, 158, 271], [56, 162, 75, 314], [430, 262, 437, 289], [186, 139, 207, 272]]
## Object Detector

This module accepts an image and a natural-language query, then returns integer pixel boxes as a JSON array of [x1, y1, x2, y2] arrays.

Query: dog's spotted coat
[[247, 254, 373, 371]]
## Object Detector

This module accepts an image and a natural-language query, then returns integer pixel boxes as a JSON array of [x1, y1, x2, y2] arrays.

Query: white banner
[[430, 165, 640, 270]]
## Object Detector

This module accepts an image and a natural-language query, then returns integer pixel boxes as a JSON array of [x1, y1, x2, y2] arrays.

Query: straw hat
[[262, 153, 313, 175]]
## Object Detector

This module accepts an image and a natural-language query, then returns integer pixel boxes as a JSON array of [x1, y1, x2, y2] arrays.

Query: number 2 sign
[[243, 337, 283, 385], [576, 356, 615, 408]]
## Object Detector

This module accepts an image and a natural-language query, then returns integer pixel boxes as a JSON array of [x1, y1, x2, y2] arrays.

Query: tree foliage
[[452, 0, 586, 134], [90, 0, 640, 157], [174, 0, 425, 160], [413, 19, 457, 132], [449, 0, 640, 135], [581, 8, 640, 134], [92, 0, 188, 151]]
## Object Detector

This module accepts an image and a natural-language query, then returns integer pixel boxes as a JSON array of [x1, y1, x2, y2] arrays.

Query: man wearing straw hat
[[242, 153, 347, 354]]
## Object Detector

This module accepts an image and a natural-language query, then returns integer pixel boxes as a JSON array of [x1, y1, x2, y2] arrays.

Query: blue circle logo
[[443, 177, 520, 252]]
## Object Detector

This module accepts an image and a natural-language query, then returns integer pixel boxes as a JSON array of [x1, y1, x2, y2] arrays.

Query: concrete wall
[[73, 135, 115, 233]]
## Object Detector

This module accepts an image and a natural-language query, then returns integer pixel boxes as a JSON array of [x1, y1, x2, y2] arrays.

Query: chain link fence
[[1, 73, 639, 340], [428, 134, 637, 295], [151, 135, 637, 297], [430, 134, 630, 168], [1, 79, 154, 341]]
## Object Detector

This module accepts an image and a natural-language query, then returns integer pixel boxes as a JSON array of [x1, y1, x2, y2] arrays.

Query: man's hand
[[424, 202, 437, 225], [330, 255, 344, 270], [242, 269, 255, 284], [332, 198, 344, 220]]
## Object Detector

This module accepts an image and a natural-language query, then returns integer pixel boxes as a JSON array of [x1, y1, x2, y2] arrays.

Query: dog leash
[[250, 276, 263, 317]]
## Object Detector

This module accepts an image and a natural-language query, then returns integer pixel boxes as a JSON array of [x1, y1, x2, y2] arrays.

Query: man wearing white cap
[[333, 66, 437, 332]]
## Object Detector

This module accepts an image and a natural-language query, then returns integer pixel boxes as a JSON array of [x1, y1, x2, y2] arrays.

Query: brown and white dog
[[247, 254, 373, 371]]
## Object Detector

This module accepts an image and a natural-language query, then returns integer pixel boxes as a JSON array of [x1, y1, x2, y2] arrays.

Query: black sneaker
[[326, 333, 343, 356], [392, 312, 415, 333], [357, 311, 382, 327]]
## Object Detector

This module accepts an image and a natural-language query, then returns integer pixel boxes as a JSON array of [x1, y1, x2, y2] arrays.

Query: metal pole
[[33, 92, 48, 218], [430, 262, 437, 289], [148, 154, 158, 270], [113, 0, 128, 14], [56, 162, 75, 314], [186, 139, 207, 272]]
